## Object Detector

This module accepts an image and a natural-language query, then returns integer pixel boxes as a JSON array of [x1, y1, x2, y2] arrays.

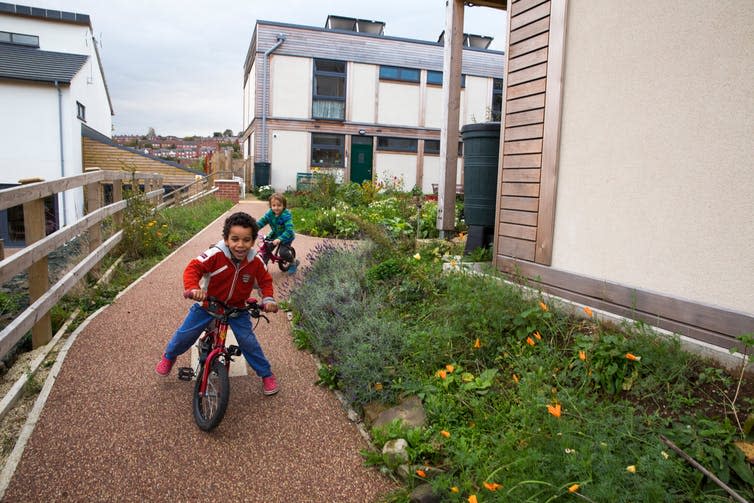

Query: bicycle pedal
[[227, 345, 242, 357], [177, 367, 194, 381]]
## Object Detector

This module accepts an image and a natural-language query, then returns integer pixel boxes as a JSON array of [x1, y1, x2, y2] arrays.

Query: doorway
[[350, 136, 373, 184]]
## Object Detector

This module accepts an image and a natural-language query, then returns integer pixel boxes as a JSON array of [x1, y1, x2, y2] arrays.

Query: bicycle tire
[[192, 356, 230, 431], [278, 247, 295, 272]]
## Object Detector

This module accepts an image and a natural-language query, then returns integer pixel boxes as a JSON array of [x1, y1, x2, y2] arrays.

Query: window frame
[[426, 70, 466, 88], [379, 65, 420, 84], [76, 101, 86, 122], [310, 133, 345, 168], [491, 77, 504, 122], [376, 137, 418, 153], [312, 58, 346, 121], [0, 31, 40, 48]]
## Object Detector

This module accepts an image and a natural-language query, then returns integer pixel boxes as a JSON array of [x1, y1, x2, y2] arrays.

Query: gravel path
[[2, 200, 398, 502]]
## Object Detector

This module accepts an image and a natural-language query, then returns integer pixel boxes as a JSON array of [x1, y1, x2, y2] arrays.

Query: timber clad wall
[[496, 0, 552, 264]]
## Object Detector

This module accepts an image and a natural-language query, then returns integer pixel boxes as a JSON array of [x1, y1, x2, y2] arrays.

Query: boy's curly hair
[[222, 212, 259, 240]]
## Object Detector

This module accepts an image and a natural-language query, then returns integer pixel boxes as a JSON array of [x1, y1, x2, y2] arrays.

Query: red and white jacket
[[183, 240, 275, 308]]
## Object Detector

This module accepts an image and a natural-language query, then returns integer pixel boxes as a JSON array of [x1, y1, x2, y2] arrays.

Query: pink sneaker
[[262, 375, 279, 395], [155, 355, 175, 376]]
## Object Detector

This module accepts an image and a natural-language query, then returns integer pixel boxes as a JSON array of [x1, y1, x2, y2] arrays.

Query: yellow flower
[[416, 469, 427, 478], [568, 484, 580, 493], [661, 451, 669, 460], [578, 350, 586, 361], [473, 338, 481, 349], [440, 430, 451, 438], [413, 253, 421, 260], [539, 301, 548, 312], [512, 373, 519, 384], [526, 337, 535, 346], [533, 331, 542, 340], [626, 465, 636, 473], [436, 369, 447, 379], [374, 382, 383, 391], [445, 364, 455, 373], [449, 258, 458, 267], [450, 486, 460, 493], [625, 353, 641, 362], [583, 306, 593, 317], [483, 481, 502, 491], [468, 496, 478, 503], [547, 403, 562, 418]]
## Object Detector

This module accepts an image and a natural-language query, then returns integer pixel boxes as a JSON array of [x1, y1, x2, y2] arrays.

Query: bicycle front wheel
[[193, 356, 230, 431]]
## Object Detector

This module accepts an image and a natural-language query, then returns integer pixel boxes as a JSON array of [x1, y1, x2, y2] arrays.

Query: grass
[[288, 218, 754, 502]]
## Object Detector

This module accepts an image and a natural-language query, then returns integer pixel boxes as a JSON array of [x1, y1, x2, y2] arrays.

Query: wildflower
[[445, 364, 455, 373], [565, 448, 575, 454], [374, 382, 383, 391], [413, 253, 421, 260], [583, 306, 593, 317], [469, 496, 478, 503], [526, 337, 535, 346], [512, 374, 519, 384], [539, 301, 548, 312], [533, 331, 542, 340], [547, 403, 562, 418], [626, 465, 636, 473], [661, 451, 669, 460], [449, 258, 458, 268], [416, 469, 427, 478], [436, 369, 447, 379], [483, 481, 502, 491], [450, 486, 459, 493], [440, 430, 451, 438], [578, 350, 586, 361], [473, 338, 481, 349], [625, 353, 641, 362], [568, 484, 580, 493]]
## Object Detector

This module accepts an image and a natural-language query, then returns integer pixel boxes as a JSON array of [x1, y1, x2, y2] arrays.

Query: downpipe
[[261, 33, 286, 163]]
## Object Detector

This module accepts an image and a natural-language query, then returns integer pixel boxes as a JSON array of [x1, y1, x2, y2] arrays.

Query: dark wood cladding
[[497, 257, 754, 352], [496, 0, 551, 263]]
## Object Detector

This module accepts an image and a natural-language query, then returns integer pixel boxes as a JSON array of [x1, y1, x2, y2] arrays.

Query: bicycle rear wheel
[[193, 356, 230, 431]]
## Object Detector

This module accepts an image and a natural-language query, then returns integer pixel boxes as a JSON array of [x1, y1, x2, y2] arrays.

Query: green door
[[350, 136, 373, 184]]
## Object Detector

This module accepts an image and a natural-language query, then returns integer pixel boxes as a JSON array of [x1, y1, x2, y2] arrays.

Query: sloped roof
[[0, 43, 87, 84]]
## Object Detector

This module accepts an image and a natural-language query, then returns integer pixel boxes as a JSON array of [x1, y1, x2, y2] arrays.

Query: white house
[[0, 2, 112, 245], [240, 15, 505, 194]]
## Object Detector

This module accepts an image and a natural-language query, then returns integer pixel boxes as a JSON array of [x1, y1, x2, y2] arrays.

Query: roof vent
[[325, 15, 385, 35]]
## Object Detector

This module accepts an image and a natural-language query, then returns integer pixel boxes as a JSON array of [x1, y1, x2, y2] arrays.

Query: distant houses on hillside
[[112, 134, 240, 166]]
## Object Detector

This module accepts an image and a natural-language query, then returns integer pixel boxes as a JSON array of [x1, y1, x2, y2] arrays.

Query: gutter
[[54, 80, 66, 226], [261, 33, 286, 162]]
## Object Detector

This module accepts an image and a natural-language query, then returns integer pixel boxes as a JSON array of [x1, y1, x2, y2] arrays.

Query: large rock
[[382, 438, 409, 469], [372, 396, 426, 431], [410, 484, 441, 503]]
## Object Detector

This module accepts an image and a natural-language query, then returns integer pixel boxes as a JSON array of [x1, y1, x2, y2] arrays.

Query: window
[[491, 78, 504, 121], [379, 66, 420, 83], [377, 137, 418, 153], [311, 133, 344, 167], [76, 101, 86, 121], [312, 59, 346, 120], [426, 70, 466, 87], [0, 31, 40, 47], [423, 140, 463, 156]]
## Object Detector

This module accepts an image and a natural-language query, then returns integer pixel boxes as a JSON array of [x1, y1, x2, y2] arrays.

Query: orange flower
[[526, 337, 535, 346], [533, 331, 542, 340], [583, 306, 593, 317], [547, 403, 562, 418], [625, 353, 641, 362], [539, 301, 548, 312], [626, 465, 636, 473], [483, 481, 502, 491], [374, 382, 383, 391], [450, 486, 460, 493], [578, 350, 586, 361], [512, 373, 519, 384], [445, 364, 455, 373], [473, 338, 481, 349], [436, 369, 447, 379], [568, 484, 580, 493], [469, 496, 478, 503], [416, 469, 427, 478], [440, 430, 451, 438]]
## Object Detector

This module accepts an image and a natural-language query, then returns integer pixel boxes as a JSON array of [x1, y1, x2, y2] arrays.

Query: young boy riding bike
[[256, 192, 300, 274], [155, 212, 280, 395]]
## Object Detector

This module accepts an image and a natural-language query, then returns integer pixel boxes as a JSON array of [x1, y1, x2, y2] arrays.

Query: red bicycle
[[257, 234, 298, 272], [177, 293, 268, 431]]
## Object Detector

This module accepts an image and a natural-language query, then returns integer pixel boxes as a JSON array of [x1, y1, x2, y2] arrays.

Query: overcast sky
[[36, 0, 507, 137]]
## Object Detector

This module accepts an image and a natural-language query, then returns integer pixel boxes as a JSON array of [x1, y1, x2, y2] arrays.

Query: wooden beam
[[20, 179, 51, 348], [437, 0, 464, 233]]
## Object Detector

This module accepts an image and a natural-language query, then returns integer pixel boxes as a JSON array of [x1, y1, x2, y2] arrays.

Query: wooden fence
[[0, 169, 164, 359]]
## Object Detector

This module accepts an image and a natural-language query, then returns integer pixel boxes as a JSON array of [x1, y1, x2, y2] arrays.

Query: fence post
[[84, 168, 103, 277], [18, 177, 52, 348], [112, 176, 123, 228]]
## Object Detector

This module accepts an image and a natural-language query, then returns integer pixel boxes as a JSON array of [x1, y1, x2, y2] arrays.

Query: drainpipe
[[261, 33, 286, 162], [54, 80, 66, 226]]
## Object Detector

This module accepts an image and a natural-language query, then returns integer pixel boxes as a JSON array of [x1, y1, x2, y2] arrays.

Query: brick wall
[[215, 180, 240, 203]]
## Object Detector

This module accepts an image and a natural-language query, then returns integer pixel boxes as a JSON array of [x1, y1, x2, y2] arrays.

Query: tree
[[147, 127, 156, 138], [213, 132, 222, 138], [223, 129, 234, 137]]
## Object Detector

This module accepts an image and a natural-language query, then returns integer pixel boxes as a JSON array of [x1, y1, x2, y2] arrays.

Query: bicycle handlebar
[[182, 291, 268, 322]]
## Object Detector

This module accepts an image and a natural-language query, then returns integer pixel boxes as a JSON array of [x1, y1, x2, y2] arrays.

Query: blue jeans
[[164, 303, 272, 377]]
